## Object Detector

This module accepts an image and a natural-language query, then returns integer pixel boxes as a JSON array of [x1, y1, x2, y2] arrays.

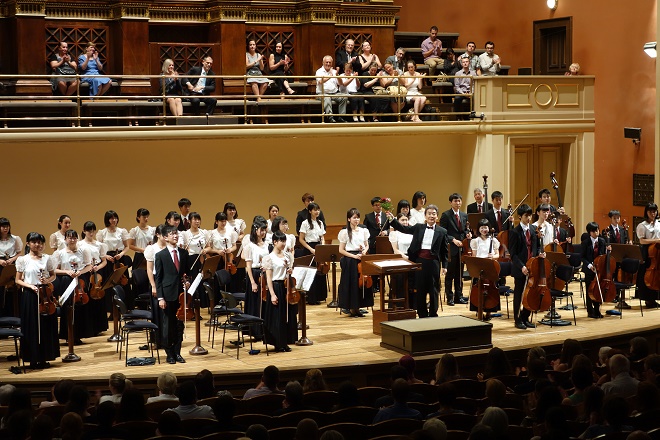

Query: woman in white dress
[[180, 212, 210, 307], [49, 214, 71, 251], [401, 61, 426, 122], [0, 218, 22, 316], [338, 208, 372, 317], [79, 221, 108, 334], [410, 191, 427, 226], [636, 202, 660, 308], [263, 231, 298, 352], [225, 202, 247, 291], [128, 208, 155, 271], [299, 202, 328, 304], [246, 39, 269, 101], [244, 221, 270, 340], [15, 232, 59, 369], [97, 210, 131, 310], [469, 218, 501, 319], [266, 205, 279, 245], [271, 216, 297, 254], [53, 230, 92, 342]]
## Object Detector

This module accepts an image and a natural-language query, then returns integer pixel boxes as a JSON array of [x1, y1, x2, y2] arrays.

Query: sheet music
[[188, 273, 203, 294], [60, 277, 77, 304], [292, 267, 317, 291], [371, 259, 414, 268]]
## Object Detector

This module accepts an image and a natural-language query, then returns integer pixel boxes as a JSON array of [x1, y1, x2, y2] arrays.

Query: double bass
[[617, 219, 635, 284], [523, 228, 553, 313], [588, 230, 617, 304]]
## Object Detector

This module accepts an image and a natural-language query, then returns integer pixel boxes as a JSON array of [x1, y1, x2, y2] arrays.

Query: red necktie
[[556, 227, 560, 240], [496, 211, 502, 231], [172, 249, 180, 271], [593, 241, 599, 257], [455, 214, 461, 230], [525, 229, 532, 260], [184, 218, 190, 230], [478, 204, 482, 213], [615, 228, 621, 243], [376, 213, 380, 228]]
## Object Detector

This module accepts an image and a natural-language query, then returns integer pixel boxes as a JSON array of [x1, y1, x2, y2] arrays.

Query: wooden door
[[533, 17, 572, 75], [513, 144, 564, 208]]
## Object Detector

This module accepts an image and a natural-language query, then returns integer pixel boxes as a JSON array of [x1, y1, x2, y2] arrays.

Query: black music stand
[[314, 245, 340, 308], [102, 265, 129, 342], [201, 255, 221, 280], [541, 251, 572, 326], [0, 265, 18, 317], [293, 255, 315, 346], [464, 256, 500, 321], [609, 244, 644, 317]]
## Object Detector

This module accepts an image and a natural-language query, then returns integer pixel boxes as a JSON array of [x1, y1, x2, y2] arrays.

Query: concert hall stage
[[1, 285, 658, 397]]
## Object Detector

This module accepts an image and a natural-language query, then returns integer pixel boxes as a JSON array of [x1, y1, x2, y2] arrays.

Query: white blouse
[[409, 208, 425, 226], [389, 230, 413, 256], [49, 230, 66, 251], [338, 227, 370, 252], [227, 219, 246, 236], [0, 234, 23, 258], [637, 220, 660, 240], [299, 219, 326, 243], [243, 242, 269, 269], [534, 221, 554, 247], [78, 240, 107, 264], [144, 243, 166, 274], [181, 229, 209, 255], [96, 228, 129, 252], [262, 252, 291, 281], [470, 236, 500, 258], [128, 225, 156, 250], [53, 248, 91, 271], [209, 229, 238, 251], [16, 254, 55, 285]]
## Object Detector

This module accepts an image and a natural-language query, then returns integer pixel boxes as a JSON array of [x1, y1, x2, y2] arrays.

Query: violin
[[223, 239, 237, 275], [176, 274, 194, 321], [285, 259, 300, 305], [114, 254, 129, 286], [644, 219, 660, 291], [71, 262, 89, 305], [88, 259, 104, 300], [589, 230, 617, 304], [37, 269, 57, 315], [357, 245, 372, 289], [523, 228, 553, 313]]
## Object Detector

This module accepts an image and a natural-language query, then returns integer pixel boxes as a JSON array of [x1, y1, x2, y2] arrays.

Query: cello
[[644, 219, 660, 291], [522, 228, 553, 314], [589, 229, 617, 304], [497, 203, 513, 262], [469, 230, 501, 320]]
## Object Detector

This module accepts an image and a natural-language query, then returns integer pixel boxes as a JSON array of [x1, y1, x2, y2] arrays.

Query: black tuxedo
[[390, 219, 448, 318], [467, 202, 493, 214], [363, 211, 389, 253], [295, 210, 326, 234], [603, 224, 628, 244], [155, 246, 189, 357], [440, 209, 469, 301], [581, 235, 607, 316], [183, 66, 217, 115], [335, 49, 358, 74], [485, 208, 511, 234], [509, 223, 539, 324]]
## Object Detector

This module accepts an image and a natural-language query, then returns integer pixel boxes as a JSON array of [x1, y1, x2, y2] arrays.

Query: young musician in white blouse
[[338, 208, 373, 317], [180, 212, 209, 306], [389, 213, 413, 300], [263, 231, 298, 352], [469, 218, 501, 320], [128, 208, 155, 271], [266, 205, 279, 233], [53, 230, 92, 343], [0, 218, 23, 316], [205, 212, 238, 269], [79, 221, 108, 334], [533, 204, 555, 248], [15, 232, 59, 369], [97, 210, 132, 310], [298, 202, 328, 304], [224, 202, 247, 243], [49, 214, 71, 251], [409, 191, 427, 226], [636, 202, 660, 309], [244, 221, 270, 340], [270, 216, 296, 254]]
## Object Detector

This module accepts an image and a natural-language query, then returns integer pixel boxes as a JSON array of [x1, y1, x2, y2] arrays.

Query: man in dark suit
[[389, 204, 448, 318], [335, 38, 358, 75], [177, 197, 191, 231], [538, 188, 565, 216], [155, 225, 190, 364], [484, 191, 511, 233], [581, 221, 610, 319], [183, 56, 217, 116], [440, 193, 471, 306], [509, 204, 542, 329], [466, 188, 493, 214], [605, 210, 631, 308], [363, 197, 389, 254], [295, 192, 326, 234]]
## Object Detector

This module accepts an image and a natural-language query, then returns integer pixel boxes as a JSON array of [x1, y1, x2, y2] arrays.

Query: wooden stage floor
[[1, 282, 658, 386]]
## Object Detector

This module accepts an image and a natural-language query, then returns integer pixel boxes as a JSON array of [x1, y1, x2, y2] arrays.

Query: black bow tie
[[427, 226, 434, 230]]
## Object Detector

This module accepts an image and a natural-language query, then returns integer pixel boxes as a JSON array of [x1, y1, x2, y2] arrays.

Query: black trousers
[[188, 96, 217, 115], [415, 258, 440, 318], [584, 272, 601, 315], [445, 253, 463, 300], [513, 275, 531, 323], [162, 299, 184, 356]]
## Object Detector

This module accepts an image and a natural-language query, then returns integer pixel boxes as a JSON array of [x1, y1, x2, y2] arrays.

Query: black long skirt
[[338, 255, 374, 310], [263, 281, 298, 349], [56, 275, 94, 340], [299, 243, 328, 304], [244, 268, 264, 338], [87, 272, 108, 335], [19, 288, 60, 364]]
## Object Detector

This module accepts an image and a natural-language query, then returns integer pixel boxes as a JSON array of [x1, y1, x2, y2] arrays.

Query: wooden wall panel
[[220, 22, 247, 76]]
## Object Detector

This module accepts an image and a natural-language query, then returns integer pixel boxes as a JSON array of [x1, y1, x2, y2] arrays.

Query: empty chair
[[612, 258, 643, 317]]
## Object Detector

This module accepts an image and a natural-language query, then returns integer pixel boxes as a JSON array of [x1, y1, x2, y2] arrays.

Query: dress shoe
[[341, 308, 350, 315], [166, 356, 175, 364], [335, 117, 347, 123], [176, 355, 186, 363], [447, 298, 455, 306], [524, 321, 536, 328], [514, 321, 527, 330], [359, 308, 368, 314], [353, 312, 365, 318], [283, 346, 292, 352], [276, 347, 287, 352], [587, 313, 599, 319], [456, 297, 468, 305], [619, 301, 632, 309], [646, 301, 659, 309]]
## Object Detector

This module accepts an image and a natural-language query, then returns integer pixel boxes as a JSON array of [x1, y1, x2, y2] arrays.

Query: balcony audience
[[315, 55, 347, 123], [49, 41, 79, 96], [78, 42, 112, 96], [401, 60, 426, 122], [355, 41, 382, 75], [160, 59, 183, 117], [565, 62, 581, 76], [269, 41, 295, 96], [338, 62, 363, 122], [183, 56, 217, 116], [335, 38, 358, 75], [246, 39, 270, 101], [385, 47, 406, 75], [477, 41, 501, 76], [421, 25, 444, 79]]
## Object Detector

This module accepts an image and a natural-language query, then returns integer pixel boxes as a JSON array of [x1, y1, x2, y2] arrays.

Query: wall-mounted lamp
[[624, 127, 641, 146], [546, 0, 558, 10], [644, 42, 657, 58]]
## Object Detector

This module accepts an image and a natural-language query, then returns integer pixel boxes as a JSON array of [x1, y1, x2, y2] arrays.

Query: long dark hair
[[0, 217, 11, 236], [103, 210, 119, 227], [250, 221, 267, 244], [396, 200, 411, 217], [346, 208, 360, 243], [412, 191, 426, 209], [306, 202, 322, 230], [644, 202, 659, 222], [223, 202, 238, 219]]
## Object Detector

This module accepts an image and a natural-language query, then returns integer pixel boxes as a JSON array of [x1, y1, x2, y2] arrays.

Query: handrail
[[0, 73, 475, 127]]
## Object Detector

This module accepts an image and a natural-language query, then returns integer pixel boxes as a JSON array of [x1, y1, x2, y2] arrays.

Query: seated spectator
[[214, 394, 244, 432], [246, 39, 270, 101], [59, 412, 84, 440], [354, 41, 382, 75], [643, 354, 660, 385], [82, 401, 129, 440], [49, 41, 79, 96], [581, 385, 605, 424], [243, 365, 283, 399], [99, 372, 130, 404], [378, 62, 403, 114], [269, 41, 295, 96], [580, 395, 632, 439], [315, 55, 347, 123], [423, 418, 448, 440], [514, 358, 547, 395], [183, 56, 217, 116], [303, 368, 327, 392], [375, 365, 425, 408], [468, 423, 494, 440], [295, 418, 319, 440], [359, 62, 386, 121], [246, 423, 269, 440], [443, 48, 460, 75], [147, 371, 179, 404], [385, 48, 406, 75], [517, 346, 547, 376], [31, 414, 55, 440], [601, 354, 640, 398], [597, 348, 627, 386], [565, 63, 580, 76], [421, 26, 444, 79], [401, 61, 426, 122], [629, 336, 650, 362], [40, 379, 75, 408], [0, 384, 15, 406], [477, 41, 501, 76], [522, 382, 562, 428], [165, 380, 216, 420], [431, 353, 460, 385], [338, 63, 363, 122], [453, 56, 476, 120], [195, 369, 215, 400], [428, 382, 464, 418], [597, 346, 612, 369], [399, 355, 425, 384], [461, 42, 480, 72], [332, 380, 361, 410], [65, 385, 92, 422], [478, 347, 513, 381], [156, 411, 181, 436], [6, 409, 32, 440], [627, 432, 652, 440], [160, 59, 183, 117], [536, 406, 570, 440], [274, 380, 317, 415], [632, 380, 659, 416], [78, 42, 112, 96], [484, 379, 507, 408], [118, 388, 148, 422], [562, 364, 594, 407], [372, 378, 422, 423], [551, 338, 583, 372], [480, 407, 509, 440], [1, 388, 31, 429]]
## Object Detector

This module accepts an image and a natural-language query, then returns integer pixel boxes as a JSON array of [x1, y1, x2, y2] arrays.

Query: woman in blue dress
[[78, 43, 111, 96]]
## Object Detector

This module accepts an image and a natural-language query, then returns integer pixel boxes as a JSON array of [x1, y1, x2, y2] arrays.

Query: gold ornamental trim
[[7, 0, 46, 17]]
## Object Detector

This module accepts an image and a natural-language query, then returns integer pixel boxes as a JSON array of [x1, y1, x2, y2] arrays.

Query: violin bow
[[501, 193, 529, 226]]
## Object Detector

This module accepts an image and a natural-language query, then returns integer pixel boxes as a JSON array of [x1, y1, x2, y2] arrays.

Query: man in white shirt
[[315, 55, 347, 123], [477, 41, 501, 76]]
